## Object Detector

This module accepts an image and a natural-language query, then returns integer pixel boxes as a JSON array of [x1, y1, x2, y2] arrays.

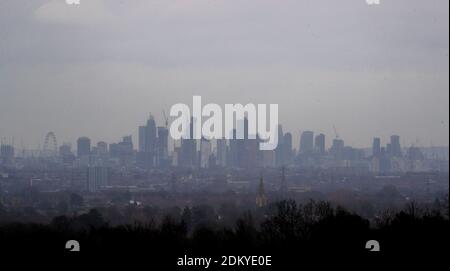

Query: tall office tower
[[372, 137, 381, 157], [386, 143, 392, 155], [138, 114, 157, 168], [97, 141, 108, 156], [144, 115, 157, 154], [180, 117, 197, 168], [330, 138, 345, 159], [77, 137, 91, 157], [200, 137, 212, 168], [86, 166, 108, 193], [157, 126, 169, 167], [390, 135, 402, 157], [275, 125, 285, 166], [299, 131, 314, 155], [379, 147, 391, 173], [216, 139, 227, 167], [138, 126, 146, 152], [282, 132, 293, 164], [314, 133, 326, 155]]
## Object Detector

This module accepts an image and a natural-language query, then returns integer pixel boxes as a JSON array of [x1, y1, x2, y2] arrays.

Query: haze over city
[[0, 0, 448, 148], [0, 0, 449, 263]]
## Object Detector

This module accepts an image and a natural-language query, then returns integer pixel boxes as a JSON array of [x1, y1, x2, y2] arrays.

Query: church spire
[[256, 175, 268, 207]]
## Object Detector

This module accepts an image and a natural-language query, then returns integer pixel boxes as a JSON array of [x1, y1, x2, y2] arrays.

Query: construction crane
[[162, 110, 168, 128], [333, 125, 339, 139]]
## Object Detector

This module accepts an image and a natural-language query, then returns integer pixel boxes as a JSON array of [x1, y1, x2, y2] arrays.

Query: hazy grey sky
[[0, 0, 448, 149]]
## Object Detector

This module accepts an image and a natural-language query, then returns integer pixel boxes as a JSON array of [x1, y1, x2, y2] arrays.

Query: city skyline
[[1, 114, 448, 154]]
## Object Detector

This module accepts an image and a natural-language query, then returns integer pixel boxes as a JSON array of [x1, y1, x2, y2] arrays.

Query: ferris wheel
[[43, 132, 58, 157]]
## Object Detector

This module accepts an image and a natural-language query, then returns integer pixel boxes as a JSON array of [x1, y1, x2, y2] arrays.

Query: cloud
[[0, 0, 447, 147]]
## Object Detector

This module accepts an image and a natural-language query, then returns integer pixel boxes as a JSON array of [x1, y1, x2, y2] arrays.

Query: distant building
[[299, 131, 314, 155], [282, 132, 293, 164], [138, 126, 146, 153], [59, 143, 75, 164], [0, 144, 14, 164], [77, 137, 91, 157], [275, 126, 293, 166], [372, 137, 381, 157], [179, 117, 198, 168], [406, 146, 424, 161], [59, 144, 72, 156], [330, 139, 345, 159], [390, 135, 402, 157], [314, 133, 326, 155], [110, 136, 134, 166], [275, 125, 284, 166], [86, 166, 108, 192], [97, 141, 108, 156], [138, 115, 157, 168]]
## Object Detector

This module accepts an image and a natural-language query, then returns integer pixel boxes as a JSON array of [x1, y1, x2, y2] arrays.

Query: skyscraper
[[275, 125, 284, 166], [372, 137, 381, 157], [282, 132, 293, 164], [299, 131, 314, 155], [138, 126, 146, 153], [180, 117, 197, 168], [330, 138, 345, 159], [390, 135, 402, 157], [138, 114, 157, 168], [77, 137, 91, 157], [144, 115, 157, 154], [314, 133, 326, 155]]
